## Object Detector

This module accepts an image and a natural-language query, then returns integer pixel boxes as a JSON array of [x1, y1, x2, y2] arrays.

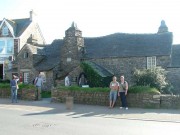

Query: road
[[0, 98, 180, 135]]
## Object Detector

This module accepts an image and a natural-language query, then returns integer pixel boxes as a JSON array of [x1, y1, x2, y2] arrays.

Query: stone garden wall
[[0, 88, 35, 101], [51, 89, 180, 109]]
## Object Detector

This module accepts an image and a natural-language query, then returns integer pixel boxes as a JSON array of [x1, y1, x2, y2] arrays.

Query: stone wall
[[167, 67, 180, 92], [51, 89, 180, 109], [160, 95, 180, 109], [89, 56, 170, 85], [0, 88, 35, 101]]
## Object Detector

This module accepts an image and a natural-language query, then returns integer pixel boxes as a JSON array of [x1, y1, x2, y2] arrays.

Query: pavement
[[0, 98, 180, 123]]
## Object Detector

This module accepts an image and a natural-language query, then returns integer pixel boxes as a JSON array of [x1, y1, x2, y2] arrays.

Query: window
[[24, 52, 29, 58], [23, 72, 29, 83], [0, 39, 14, 54], [7, 40, 13, 53], [147, 56, 156, 69], [2, 26, 8, 36], [67, 57, 71, 62]]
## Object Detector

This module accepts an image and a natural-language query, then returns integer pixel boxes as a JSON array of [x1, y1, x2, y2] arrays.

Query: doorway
[[0, 64, 3, 79]]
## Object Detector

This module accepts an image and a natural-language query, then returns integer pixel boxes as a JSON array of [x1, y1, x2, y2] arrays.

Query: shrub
[[42, 91, 51, 98], [160, 84, 176, 94], [128, 86, 160, 94], [0, 83, 10, 88], [58, 86, 110, 92], [81, 62, 112, 87], [133, 67, 168, 90], [18, 83, 35, 89], [0, 79, 10, 83], [58, 86, 159, 94]]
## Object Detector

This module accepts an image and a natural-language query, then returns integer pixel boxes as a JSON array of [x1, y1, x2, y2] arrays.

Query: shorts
[[109, 90, 118, 102]]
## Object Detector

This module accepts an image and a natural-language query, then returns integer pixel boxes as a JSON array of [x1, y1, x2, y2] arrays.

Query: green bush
[[18, 83, 35, 89], [128, 86, 160, 94], [0, 83, 35, 89], [0, 83, 10, 88], [81, 62, 112, 87], [58, 86, 159, 94], [133, 67, 167, 90], [0, 79, 10, 83], [42, 91, 51, 98], [58, 86, 110, 92], [160, 84, 176, 94]]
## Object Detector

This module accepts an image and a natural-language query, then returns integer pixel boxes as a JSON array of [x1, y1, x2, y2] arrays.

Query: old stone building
[[0, 10, 45, 80], [15, 20, 180, 92]]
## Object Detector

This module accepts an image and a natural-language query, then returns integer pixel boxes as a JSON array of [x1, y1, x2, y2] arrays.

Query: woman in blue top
[[10, 75, 19, 103]]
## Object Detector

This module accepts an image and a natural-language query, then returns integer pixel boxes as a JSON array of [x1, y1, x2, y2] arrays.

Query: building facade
[[14, 20, 180, 92], [0, 10, 45, 80]]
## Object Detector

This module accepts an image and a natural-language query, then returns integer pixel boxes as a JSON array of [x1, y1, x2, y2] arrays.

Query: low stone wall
[[51, 89, 169, 109], [0, 88, 35, 101], [127, 94, 160, 108], [0, 88, 11, 98], [160, 95, 180, 109], [20, 89, 36, 100]]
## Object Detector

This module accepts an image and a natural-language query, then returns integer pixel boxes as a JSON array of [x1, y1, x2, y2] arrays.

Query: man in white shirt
[[34, 74, 43, 100]]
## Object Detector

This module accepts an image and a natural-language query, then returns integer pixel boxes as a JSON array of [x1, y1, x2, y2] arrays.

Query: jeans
[[110, 90, 118, 102], [35, 86, 42, 100], [119, 92, 127, 107], [11, 86, 17, 103]]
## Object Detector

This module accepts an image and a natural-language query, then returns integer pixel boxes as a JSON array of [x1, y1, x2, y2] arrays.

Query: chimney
[[158, 20, 168, 33], [29, 10, 33, 21]]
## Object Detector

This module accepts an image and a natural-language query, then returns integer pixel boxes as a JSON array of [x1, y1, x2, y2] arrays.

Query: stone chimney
[[158, 20, 168, 33], [29, 10, 33, 21]]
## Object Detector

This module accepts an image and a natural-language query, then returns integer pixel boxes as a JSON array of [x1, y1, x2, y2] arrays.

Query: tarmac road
[[0, 98, 180, 135]]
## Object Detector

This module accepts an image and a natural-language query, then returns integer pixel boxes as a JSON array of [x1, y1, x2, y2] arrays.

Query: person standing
[[65, 74, 70, 86], [10, 75, 19, 103], [118, 75, 128, 110], [34, 74, 43, 100], [109, 76, 119, 108]]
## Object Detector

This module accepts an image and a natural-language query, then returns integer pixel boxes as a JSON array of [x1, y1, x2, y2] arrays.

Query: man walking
[[34, 74, 43, 100]]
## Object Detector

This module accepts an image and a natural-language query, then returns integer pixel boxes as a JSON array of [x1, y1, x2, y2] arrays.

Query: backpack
[[32, 79, 35, 84], [33, 78, 38, 85]]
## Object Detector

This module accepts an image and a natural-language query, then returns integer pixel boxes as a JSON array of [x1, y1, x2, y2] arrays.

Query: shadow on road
[[0, 98, 180, 123]]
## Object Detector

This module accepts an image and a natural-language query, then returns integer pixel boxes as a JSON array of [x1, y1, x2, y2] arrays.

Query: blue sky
[[0, 0, 180, 44]]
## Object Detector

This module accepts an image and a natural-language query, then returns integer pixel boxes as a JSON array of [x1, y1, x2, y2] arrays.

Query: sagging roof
[[84, 32, 173, 58], [34, 39, 64, 71]]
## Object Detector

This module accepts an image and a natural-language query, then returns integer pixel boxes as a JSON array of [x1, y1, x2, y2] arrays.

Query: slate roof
[[0, 18, 31, 37], [170, 44, 180, 67], [34, 39, 64, 71], [26, 44, 45, 55], [84, 32, 173, 58]]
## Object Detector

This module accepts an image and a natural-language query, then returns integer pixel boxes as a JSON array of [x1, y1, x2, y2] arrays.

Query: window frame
[[24, 52, 29, 59], [2, 26, 9, 36], [147, 56, 156, 69], [0, 39, 14, 54], [23, 72, 29, 83]]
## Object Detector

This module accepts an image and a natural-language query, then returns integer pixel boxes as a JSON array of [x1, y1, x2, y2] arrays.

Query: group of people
[[10, 73, 44, 103], [109, 75, 128, 110], [10, 72, 128, 109]]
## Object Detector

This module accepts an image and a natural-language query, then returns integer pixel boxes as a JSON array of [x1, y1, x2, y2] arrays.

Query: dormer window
[[2, 26, 8, 36], [24, 52, 29, 58]]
